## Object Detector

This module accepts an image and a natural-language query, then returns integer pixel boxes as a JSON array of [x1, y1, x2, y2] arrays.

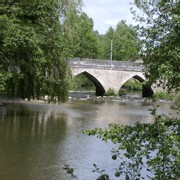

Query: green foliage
[[0, 65, 5, 93], [69, 74, 95, 91], [123, 79, 142, 91], [0, 1, 82, 102], [153, 92, 177, 101], [60, 0, 83, 58], [98, 27, 114, 60], [72, 12, 100, 59], [118, 79, 142, 96], [132, 1, 180, 91], [113, 21, 141, 61], [83, 102, 180, 179], [98, 21, 141, 61], [105, 88, 117, 96]]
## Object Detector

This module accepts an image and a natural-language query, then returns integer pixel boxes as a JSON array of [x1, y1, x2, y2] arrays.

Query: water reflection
[[0, 100, 173, 180]]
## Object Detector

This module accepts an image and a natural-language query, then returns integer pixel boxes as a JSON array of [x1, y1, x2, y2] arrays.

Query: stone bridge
[[68, 58, 155, 97]]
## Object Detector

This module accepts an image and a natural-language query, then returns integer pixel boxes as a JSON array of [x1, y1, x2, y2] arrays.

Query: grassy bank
[[153, 92, 179, 101]]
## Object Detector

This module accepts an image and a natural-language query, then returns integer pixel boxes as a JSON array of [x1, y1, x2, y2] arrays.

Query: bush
[[153, 92, 175, 101], [69, 74, 95, 91], [123, 79, 142, 91], [105, 88, 117, 96]]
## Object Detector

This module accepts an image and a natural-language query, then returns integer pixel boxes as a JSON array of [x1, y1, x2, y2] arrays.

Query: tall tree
[[0, 0, 82, 102], [99, 26, 115, 60], [99, 22, 140, 61], [113, 20, 140, 61], [133, 1, 180, 91], [60, 0, 83, 57], [73, 12, 100, 58]]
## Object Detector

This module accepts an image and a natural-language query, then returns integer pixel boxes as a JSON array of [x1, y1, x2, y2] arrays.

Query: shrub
[[105, 88, 117, 96]]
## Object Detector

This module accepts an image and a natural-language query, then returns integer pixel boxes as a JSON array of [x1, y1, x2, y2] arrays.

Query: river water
[[0, 95, 172, 180]]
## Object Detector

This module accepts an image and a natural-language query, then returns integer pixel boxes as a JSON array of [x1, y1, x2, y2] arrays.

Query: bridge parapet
[[68, 58, 143, 72]]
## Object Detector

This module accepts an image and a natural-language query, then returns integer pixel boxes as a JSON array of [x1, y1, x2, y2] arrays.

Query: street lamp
[[110, 35, 113, 68]]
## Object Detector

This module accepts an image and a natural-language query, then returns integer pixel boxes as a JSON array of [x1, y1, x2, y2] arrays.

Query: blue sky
[[82, 0, 139, 34]]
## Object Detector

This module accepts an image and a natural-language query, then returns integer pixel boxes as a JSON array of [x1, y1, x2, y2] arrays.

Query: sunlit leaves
[[133, 1, 180, 91], [99, 21, 140, 61], [72, 12, 99, 59], [83, 103, 180, 179], [1, 1, 82, 102]]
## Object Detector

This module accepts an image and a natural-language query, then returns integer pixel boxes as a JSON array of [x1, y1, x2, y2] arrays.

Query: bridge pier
[[96, 88, 105, 96], [142, 85, 154, 97]]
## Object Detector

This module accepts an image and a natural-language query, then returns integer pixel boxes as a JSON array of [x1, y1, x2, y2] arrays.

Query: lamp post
[[110, 35, 113, 68]]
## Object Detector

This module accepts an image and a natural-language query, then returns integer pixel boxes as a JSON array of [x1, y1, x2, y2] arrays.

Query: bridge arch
[[72, 71, 105, 96], [69, 58, 161, 97], [119, 74, 154, 97]]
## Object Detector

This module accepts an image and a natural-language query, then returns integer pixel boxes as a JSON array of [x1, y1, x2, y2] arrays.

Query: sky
[[82, 0, 139, 34]]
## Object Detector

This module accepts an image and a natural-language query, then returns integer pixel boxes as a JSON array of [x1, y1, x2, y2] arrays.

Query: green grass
[[153, 92, 176, 101]]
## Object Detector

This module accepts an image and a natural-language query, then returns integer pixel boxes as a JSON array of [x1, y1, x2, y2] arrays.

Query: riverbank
[[0, 97, 25, 106], [0, 94, 173, 107], [1, 89, 178, 106], [68, 90, 174, 104], [0, 99, 9, 106]]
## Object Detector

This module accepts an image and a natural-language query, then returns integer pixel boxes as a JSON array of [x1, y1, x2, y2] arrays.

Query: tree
[[132, 1, 180, 91], [72, 12, 100, 59], [60, 0, 83, 58], [113, 20, 141, 61], [99, 27, 115, 60], [99, 21, 140, 61], [0, 0, 82, 102], [68, 12, 101, 91]]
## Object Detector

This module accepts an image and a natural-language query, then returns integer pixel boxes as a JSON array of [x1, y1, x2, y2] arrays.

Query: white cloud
[[82, 0, 139, 34]]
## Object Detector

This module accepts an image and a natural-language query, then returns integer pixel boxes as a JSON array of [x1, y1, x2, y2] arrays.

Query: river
[[0, 95, 173, 180]]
